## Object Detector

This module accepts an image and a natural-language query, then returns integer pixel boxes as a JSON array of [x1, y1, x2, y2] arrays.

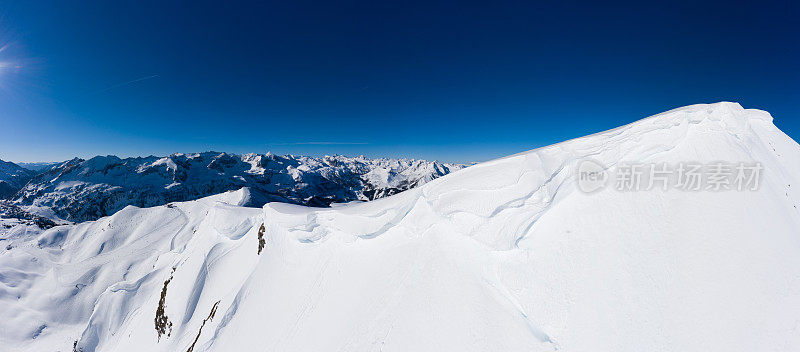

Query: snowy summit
[[1, 103, 799, 352]]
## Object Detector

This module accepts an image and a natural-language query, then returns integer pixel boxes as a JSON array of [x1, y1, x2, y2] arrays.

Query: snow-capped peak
[[12, 152, 465, 222], [3, 103, 799, 352]]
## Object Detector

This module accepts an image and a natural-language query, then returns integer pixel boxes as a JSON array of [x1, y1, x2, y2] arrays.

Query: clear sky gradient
[[0, 0, 798, 163]]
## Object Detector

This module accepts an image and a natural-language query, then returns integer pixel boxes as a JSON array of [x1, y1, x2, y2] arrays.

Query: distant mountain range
[[15, 161, 61, 172], [2, 152, 465, 222], [0, 160, 34, 198]]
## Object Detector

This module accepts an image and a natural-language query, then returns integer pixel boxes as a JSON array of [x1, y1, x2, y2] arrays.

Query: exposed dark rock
[[257, 223, 266, 255], [185, 300, 220, 352], [155, 268, 176, 341]]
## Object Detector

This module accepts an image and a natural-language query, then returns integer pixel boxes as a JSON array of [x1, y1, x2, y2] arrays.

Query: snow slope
[[3, 102, 800, 352], [14, 153, 464, 222]]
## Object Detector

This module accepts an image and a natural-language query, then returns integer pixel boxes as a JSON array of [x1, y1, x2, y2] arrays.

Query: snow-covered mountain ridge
[[12, 152, 465, 222], [3, 103, 800, 352], [0, 160, 34, 199]]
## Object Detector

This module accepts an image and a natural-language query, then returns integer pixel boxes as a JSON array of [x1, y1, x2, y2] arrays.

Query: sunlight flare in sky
[[0, 43, 22, 83]]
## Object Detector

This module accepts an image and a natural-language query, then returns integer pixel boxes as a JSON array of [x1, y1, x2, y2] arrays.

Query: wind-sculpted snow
[[13, 153, 464, 222], [3, 103, 800, 352]]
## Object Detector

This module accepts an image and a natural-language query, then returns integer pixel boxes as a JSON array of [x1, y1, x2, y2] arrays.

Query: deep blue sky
[[0, 0, 798, 163]]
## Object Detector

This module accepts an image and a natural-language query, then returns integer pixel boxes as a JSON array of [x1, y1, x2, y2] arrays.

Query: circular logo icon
[[576, 159, 608, 193]]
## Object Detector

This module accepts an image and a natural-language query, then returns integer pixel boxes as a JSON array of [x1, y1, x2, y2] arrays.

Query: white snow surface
[[2, 102, 800, 352]]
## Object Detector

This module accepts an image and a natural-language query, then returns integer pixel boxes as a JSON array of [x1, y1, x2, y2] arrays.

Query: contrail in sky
[[270, 142, 370, 146], [88, 74, 159, 95]]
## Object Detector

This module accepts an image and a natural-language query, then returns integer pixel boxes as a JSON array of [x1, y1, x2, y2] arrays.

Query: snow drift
[[2, 102, 799, 352]]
